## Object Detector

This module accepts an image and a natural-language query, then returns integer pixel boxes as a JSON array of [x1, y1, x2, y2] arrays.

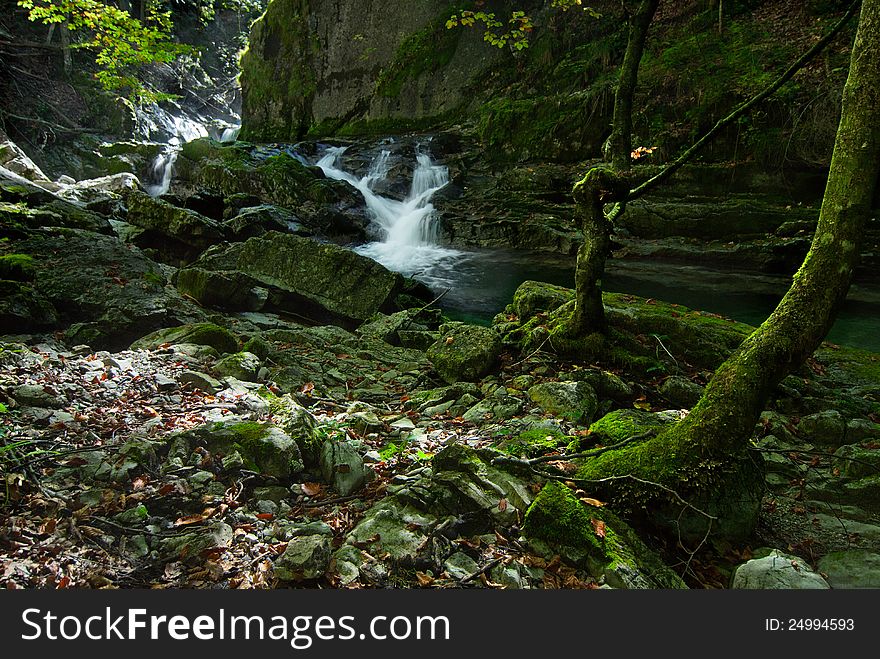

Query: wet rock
[[131, 322, 238, 354], [527, 381, 598, 425], [731, 549, 829, 589], [0, 280, 59, 333], [427, 324, 502, 383], [658, 375, 704, 408], [224, 204, 306, 239], [817, 550, 880, 589], [320, 439, 369, 496]]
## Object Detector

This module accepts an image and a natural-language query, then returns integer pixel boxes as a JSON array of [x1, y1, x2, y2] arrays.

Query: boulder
[[817, 550, 880, 589], [187, 232, 412, 327], [177, 420, 304, 478], [731, 549, 829, 589], [214, 351, 262, 382], [175, 267, 268, 311], [658, 375, 704, 408], [131, 322, 238, 354], [124, 189, 225, 250], [427, 324, 502, 383], [527, 381, 598, 425], [7, 229, 206, 349]]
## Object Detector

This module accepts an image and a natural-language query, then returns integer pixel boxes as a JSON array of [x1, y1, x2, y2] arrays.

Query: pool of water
[[427, 249, 880, 353]]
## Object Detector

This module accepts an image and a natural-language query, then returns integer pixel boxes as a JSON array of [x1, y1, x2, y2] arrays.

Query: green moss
[[0, 254, 35, 281], [588, 409, 667, 443], [496, 428, 569, 457], [130, 323, 239, 354], [523, 481, 605, 556], [142, 270, 165, 287]]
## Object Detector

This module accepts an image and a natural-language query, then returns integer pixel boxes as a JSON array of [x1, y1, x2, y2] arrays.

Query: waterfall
[[144, 149, 178, 197], [315, 146, 463, 282], [219, 126, 240, 143]]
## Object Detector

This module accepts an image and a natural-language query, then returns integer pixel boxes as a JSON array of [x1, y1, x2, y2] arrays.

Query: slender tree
[[578, 0, 880, 540]]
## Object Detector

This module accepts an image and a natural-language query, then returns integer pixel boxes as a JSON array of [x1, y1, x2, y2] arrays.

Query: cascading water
[[144, 149, 178, 197], [315, 145, 464, 287]]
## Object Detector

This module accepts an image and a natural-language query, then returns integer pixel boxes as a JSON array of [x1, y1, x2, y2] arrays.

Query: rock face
[[239, 0, 504, 142]]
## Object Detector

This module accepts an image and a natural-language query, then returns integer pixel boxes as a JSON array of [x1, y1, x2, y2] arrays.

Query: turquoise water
[[429, 249, 880, 353]]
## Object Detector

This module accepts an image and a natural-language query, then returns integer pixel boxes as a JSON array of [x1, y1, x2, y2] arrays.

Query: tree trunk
[[60, 21, 71, 74], [580, 0, 880, 542], [570, 168, 627, 334], [608, 0, 660, 171]]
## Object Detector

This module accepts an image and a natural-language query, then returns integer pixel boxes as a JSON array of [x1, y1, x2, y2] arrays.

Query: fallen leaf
[[301, 482, 323, 496], [174, 514, 207, 526], [498, 498, 508, 512], [590, 518, 606, 539], [415, 572, 434, 587], [579, 497, 606, 508], [256, 513, 274, 520]]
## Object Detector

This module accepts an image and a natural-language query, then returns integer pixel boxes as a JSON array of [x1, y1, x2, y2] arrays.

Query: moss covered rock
[[131, 322, 238, 354], [175, 267, 267, 312], [187, 232, 409, 327], [427, 323, 502, 383], [523, 482, 687, 589], [0, 279, 58, 332], [180, 420, 304, 478], [124, 189, 226, 250], [527, 380, 598, 425], [214, 351, 262, 382]]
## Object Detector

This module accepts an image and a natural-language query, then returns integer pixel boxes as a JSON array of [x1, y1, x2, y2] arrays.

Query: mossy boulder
[[527, 380, 599, 425], [523, 482, 687, 589], [175, 267, 267, 312], [131, 322, 239, 354], [797, 410, 847, 447], [512, 279, 574, 319], [124, 189, 226, 250], [0, 254, 35, 281], [214, 351, 261, 382], [181, 420, 304, 478], [427, 323, 502, 383], [186, 232, 410, 327]]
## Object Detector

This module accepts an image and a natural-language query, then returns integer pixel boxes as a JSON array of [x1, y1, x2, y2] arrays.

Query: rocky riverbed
[[2, 133, 880, 590]]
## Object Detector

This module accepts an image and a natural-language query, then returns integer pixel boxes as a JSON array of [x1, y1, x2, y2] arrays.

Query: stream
[[312, 143, 880, 353]]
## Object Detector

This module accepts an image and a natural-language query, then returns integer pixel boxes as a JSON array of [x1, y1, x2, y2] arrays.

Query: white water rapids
[[315, 145, 464, 285]]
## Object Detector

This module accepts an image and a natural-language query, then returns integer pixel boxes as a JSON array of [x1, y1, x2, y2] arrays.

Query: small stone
[[155, 373, 177, 391], [390, 417, 416, 430], [177, 370, 223, 393], [222, 450, 245, 470], [443, 551, 479, 580]]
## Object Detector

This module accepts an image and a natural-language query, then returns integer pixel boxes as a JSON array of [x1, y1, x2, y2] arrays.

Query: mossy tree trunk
[[580, 0, 880, 541], [570, 168, 628, 334], [607, 0, 660, 171]]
